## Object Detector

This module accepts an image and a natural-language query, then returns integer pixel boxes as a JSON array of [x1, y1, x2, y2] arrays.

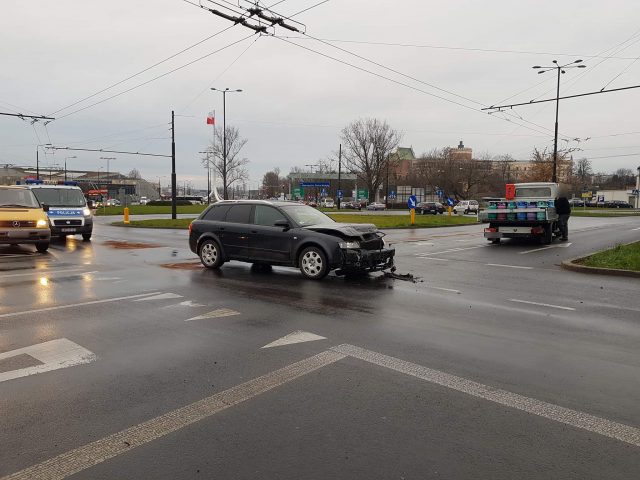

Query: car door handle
[[250, 230, 258, 234], [219, 227, 225, 231]]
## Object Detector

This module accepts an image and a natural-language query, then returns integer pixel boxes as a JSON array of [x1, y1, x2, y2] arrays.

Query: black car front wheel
[[299, 246, 329, 280], [199, 239, 224, 269]]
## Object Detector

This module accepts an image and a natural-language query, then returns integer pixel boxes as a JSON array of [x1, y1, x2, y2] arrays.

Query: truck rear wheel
[[491, 238, 501, 244], [540, 226, 553, 245]]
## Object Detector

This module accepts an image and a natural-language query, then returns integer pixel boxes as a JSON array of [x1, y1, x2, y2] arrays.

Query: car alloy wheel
[[199, 239, 223, 269], [299, 246, 328, 279]]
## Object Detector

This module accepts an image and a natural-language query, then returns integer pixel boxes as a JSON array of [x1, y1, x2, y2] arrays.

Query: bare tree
[[128, 168, 142, 179], [262, 167, 285, 198], [573, 158, 592, 187], [340, 118, 401, 202], [202, 125, 249, 199]]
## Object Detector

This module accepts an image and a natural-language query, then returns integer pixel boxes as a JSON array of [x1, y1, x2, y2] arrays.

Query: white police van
[[27, 183, 93, 241]]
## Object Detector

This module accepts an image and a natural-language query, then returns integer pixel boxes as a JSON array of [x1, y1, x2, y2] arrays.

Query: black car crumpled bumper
[[339, 247, 395, 273]]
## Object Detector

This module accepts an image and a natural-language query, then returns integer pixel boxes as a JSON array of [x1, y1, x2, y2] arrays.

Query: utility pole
[[385, 154, 390, 208], [171, 110, 177, 220], [211, 88, 242, 200], [36, 148, 40, 180], [337, 143, 342, 210]]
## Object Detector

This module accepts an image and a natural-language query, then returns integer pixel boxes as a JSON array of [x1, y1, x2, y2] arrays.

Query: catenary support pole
[[171, 110, 177, 220]]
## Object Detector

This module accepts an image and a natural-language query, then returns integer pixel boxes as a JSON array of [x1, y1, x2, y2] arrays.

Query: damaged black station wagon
[[188, 200, 395, 279]]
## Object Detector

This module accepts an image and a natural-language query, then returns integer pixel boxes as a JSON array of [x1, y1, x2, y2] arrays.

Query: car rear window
[[224, 204, 252, 224], [202, 204, 231, 221]]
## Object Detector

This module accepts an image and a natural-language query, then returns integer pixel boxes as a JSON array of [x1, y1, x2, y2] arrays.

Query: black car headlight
[[338, 240, 360, 249]]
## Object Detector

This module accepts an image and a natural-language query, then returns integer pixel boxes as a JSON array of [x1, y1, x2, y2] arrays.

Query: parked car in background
[[320, 199, 335, 208], [366, 202, 386, 211], [453, 200, 479, 214], [140, 196, 149, 205], [569, 198, 585, 207], [417, 202, 444, 215], [606, 200, 633, 208], [189, 200, 395, 279]]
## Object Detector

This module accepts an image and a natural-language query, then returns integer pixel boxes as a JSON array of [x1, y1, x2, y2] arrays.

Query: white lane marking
[[1, 350, 346, 480], [332, 344, 640, 448], [520, 242, 573, 254], [0, 338, 96, 383], [92, 277, 122, 282], [415, 242, 434, 246], [0, 292, 161, 319], [162, 300, 205, 309], [485, 263, 534, 270], [428, 287, 461, 294], [508, 299, 576, 311], [417, 245, 486, 257], [418, 257, 449, 261], [133, 292, 183, 302], [261, 331, 327, 349], [631, 227, 640, 231], [185, 308, 240, 321], [0, 268, 89, 280]]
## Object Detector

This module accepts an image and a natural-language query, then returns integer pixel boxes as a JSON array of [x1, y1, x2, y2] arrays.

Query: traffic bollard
[[124, 207, 130, 224]]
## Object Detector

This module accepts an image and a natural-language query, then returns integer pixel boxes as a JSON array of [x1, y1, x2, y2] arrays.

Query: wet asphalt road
[[1, 215, 639, 479]]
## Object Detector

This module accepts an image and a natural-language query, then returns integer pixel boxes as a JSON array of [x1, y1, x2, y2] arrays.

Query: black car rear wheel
[[199, 239, 224, 269], [299, 246, 329, 280]]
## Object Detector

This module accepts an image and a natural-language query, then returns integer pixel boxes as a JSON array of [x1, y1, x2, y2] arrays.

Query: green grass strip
[[95, 205, 207, 216], [112, 213, 476, 230], [578, 241, 640, 272]]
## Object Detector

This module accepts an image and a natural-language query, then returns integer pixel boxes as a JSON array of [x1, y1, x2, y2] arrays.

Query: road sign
[[633, 189, 639, 196], [389, 191, 396, 199], [597, 195, 605, 203], [300, 182, 330, 187], [447, 198, 455, 206], [581, 192, 591, 198], [337, 189, 343, 198], [357, 188, 368, 200], [407, 195, 417, 209], [436, 189, 444, 198], [321, 188, 327, 197], [292, 187, 303, 198]]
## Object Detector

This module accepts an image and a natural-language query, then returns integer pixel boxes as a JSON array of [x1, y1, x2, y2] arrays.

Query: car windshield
[[0, 188, 40, 208], [282, 205, 335, 226], [31, 188, 86, 207]]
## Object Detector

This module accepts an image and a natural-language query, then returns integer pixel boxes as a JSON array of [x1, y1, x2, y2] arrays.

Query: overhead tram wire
[[293, 33, 565, 138], [180, 35, 260, 112], [274, 36, 640, 60], [54, 34, 256, 121], [271, 36, 553, 137], [48, 23, 236, 117]]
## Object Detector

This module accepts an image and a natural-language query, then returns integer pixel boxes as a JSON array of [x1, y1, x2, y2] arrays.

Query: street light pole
[[100, 156, 116, 199], [64, 156, 76, 182], [532, 60, 586, 183], [211, 87, 242, 200]]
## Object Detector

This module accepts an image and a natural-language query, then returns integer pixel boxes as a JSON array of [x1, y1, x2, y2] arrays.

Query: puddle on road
[[160, 261, 203, 270], [103, 240, 162, 249]]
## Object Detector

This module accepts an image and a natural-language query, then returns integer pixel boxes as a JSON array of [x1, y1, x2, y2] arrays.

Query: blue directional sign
[[337, 189, 343, 198], [633, 189, 639, 196], [436, 189, 444, 198], [300, 182, 330, 187], [447, 198, 455, 206], [321, 188, 327, 197], [389, 191, 396, 199], [408, 195, 417, 209]]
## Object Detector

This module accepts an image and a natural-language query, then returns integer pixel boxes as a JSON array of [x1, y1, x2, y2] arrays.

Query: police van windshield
[[31, 188, 86, 207]]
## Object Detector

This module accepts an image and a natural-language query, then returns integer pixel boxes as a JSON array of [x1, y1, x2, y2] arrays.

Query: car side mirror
[[274, 219, 290, 230], [42, 204, 49, 212]]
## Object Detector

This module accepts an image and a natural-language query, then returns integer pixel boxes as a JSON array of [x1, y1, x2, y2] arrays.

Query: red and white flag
[[206, 111, 215, 125]]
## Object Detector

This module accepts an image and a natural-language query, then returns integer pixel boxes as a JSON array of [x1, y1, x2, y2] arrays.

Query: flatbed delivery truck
[[478, 182, 561, 244]]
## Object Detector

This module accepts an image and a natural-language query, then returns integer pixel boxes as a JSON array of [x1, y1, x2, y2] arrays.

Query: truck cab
[[28, 184, 93, 241]]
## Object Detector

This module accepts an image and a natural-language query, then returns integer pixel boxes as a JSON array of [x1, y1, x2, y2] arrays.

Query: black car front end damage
[[305, 223, 395, 275]]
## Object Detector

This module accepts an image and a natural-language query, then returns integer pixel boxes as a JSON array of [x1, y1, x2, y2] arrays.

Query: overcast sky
[[2, 0, 640, 189]]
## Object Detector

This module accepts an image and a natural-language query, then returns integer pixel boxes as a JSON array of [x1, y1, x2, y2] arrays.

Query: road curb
[[561, 243, 640, 278]]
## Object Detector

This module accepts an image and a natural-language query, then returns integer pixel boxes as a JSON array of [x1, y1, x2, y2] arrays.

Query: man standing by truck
[[555, 194, 571, 241]]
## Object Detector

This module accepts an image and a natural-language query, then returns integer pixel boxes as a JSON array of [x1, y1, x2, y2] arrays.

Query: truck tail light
[[531, 226, 544, 234], [484, 227, 497, 233]]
